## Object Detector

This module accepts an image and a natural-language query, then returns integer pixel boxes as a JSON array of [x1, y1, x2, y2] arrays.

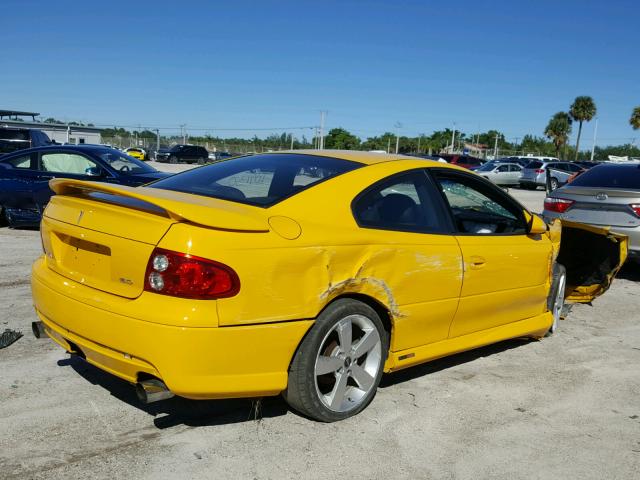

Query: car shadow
[[379, 337, 534, 388], [57, 337, 535, 427], [617, 261, 640, 281], [56, 356, 289, 429]]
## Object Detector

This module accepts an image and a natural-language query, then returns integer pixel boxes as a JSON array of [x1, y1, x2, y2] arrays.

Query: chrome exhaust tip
[[32, 321, 47, 339], [135, 378, 174, 404]]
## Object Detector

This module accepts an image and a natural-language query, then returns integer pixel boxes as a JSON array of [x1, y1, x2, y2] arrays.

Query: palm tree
[[630, 106, 640, 130], [544, 112, 573, 159], [569, 96, 597, 160]]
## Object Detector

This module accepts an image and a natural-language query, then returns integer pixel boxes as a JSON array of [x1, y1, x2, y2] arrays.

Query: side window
[[496, 165, 509, 172], [509, 164, 522, 172], [432, 171, 526, 235], [40, 152, 98, 175], [2, 154, 33, 169], [353, 171, 446, 233]]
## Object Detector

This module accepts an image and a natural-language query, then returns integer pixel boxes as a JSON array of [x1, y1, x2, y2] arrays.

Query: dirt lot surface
[[1, 172, 639, 479]]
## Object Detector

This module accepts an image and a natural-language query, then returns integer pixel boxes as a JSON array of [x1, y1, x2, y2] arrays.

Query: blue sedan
[[0, 145, 171, 228]]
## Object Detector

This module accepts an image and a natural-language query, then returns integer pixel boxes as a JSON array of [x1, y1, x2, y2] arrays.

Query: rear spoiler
[[49, 179, 270, 233]]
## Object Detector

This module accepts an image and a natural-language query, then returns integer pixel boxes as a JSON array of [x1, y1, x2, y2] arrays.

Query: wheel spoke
[[350, 364, 375, 391], [315, 355, 342, 376], [337, 320, 352, 352], [351, 330, 379, 359], [328, 371, 349, 410]]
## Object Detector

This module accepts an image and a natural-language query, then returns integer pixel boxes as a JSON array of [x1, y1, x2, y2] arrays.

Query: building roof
[[0, 110, 40, 120]]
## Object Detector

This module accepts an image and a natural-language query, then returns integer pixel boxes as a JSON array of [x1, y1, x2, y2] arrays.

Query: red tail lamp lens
[[544, 197, 575, 213], [630, 204, 640, 217], [144, 248, 239, 299], [535, 169, 545, 174]]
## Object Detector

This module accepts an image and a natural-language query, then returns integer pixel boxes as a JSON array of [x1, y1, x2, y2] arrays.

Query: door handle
[[469, 255, 486, 270]]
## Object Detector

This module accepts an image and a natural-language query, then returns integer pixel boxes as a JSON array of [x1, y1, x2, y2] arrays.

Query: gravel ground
[[0, 169, 638, 480]]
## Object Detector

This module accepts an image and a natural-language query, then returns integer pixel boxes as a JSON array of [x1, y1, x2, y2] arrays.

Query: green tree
[[630, 106, 640, 130], [324, 128, 361, 150], [569, 96, 597, 160], [544, 112, 572, 159]]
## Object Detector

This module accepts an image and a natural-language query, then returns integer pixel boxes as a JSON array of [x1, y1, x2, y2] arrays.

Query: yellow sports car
[[124, 147, 147, 161], [30, 151, 626, 422]]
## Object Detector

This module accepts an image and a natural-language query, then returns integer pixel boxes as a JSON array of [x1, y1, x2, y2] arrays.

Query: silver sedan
[[476, 162, 523, 186], [543, 163, 640, 260]]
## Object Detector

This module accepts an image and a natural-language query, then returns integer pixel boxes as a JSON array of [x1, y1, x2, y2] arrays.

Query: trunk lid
[[555, 186, 640, 228], [41, 179, 269, 298]]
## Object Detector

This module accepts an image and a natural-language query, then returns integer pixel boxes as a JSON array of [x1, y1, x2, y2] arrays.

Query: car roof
[[263, 149, 423, 166], [0, 144, 118, 157]]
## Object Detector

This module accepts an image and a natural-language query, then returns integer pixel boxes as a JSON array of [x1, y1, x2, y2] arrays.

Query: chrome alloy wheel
[[550, 272, 566, 333], [313, 314, 382, 413]]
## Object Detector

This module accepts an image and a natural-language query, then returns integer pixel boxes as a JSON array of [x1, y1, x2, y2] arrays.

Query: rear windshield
[[525, 161, 543, 169], [150, 153, 362, 206], [569, 164, 640, 189], [0, 129, 29, 141]]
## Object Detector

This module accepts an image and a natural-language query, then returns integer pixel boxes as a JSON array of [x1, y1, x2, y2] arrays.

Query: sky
[[2, 0, 639, 146]]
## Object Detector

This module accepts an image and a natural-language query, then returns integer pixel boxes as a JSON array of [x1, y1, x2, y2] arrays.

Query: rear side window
[[353, 170, 446, 233], [526, 161, 543, 169], [150, 153, 362, 207], [2, 154, 33, 169], [569, 165, 640, 189]]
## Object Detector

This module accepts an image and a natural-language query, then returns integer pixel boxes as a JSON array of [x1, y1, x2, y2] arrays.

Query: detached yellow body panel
[[31, 150, 627, 401]]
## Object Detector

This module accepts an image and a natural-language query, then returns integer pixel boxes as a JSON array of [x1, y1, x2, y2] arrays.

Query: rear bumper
[[31, 257, 313, 399]]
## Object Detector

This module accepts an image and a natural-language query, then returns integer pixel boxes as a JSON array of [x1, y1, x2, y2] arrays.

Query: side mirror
[[85, 166, 103, 177], [526, 212, 548, 234]]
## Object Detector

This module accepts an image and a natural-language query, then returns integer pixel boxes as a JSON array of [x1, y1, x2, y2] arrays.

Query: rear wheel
[[169, 155, 178, 164], [197, 157, 205, 165], [550, 177, 559, 190], [546, 263, 567, 336], [285, 299, 387, 422]]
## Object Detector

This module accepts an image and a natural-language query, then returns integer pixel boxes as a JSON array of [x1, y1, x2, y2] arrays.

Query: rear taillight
[[544, 197, 575, 213], [630, 204, 640, 217], [144, 248, 239, 299], [535, 169, 545, 174]]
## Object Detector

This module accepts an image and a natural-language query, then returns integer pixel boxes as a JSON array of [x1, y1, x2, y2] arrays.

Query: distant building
[[0, 110, 102, 145]]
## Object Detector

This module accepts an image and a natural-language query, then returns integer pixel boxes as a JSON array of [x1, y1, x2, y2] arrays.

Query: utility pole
[[493, 133, 500, 159], [394, 122, 402, 154], [319, 111, 327, 149], [387, 137, 391, 153], [590, 118, 598, 161], [290, 133, 294, 150], [417, 134, 422, 154], [180, 124, 186, 144], [155, 129, 160, 154], [450, 122, 456, 153]]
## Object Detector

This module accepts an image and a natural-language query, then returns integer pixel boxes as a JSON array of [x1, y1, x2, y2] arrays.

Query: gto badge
[[119, 278, 134, 285], [595, 192, 608, 201], [77, 210, 84, 224]]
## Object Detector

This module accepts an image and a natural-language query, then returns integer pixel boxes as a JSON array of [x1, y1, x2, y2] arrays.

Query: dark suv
[[155, 144, 209, 164], [0, 127, 51, 155]]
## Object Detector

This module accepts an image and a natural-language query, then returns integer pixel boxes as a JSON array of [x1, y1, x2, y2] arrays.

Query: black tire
[[0, 205, 7, 227], [197, 157, 205, 165], [550, 177, 559, 191], [169, 155, 178, 164], [285, 298, 388, 422], [546, 263, 567, 336]]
